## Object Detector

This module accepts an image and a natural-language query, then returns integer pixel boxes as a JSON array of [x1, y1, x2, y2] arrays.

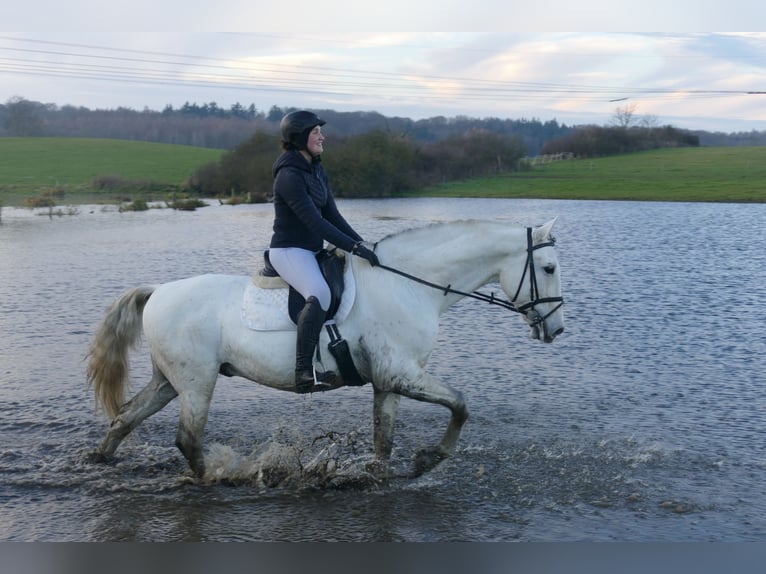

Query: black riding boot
[[295, 296, 336, 393]]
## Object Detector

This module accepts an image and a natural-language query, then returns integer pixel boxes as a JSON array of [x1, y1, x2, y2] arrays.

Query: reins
[[373, 226, 564, 320], [376, 261, 520, 313]]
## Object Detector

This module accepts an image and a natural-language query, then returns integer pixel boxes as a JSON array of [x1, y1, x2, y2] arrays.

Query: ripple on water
[[2, 199, 766, 540]]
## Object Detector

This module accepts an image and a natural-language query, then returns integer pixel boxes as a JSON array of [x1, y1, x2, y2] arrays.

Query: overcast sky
[[2, 3, 765, 133]]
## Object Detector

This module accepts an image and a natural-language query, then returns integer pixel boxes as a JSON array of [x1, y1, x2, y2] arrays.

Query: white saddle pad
[[240, 262, 356, 331]]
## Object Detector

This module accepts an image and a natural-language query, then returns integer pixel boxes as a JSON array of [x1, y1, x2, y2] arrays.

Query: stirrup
[[295, 367, 337, 394]]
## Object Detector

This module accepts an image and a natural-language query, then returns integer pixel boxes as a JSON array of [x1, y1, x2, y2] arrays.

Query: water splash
[[202, 426, 383, 490]]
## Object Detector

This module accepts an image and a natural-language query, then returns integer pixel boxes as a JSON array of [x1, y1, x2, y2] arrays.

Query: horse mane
[[372, 220, 522, 272], [376, 219, 525, 253], [377, 220, 497, 248]]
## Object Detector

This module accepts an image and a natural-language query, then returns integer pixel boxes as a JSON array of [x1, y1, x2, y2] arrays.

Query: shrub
[[166, 198, 207, 211], [23, 187, 66, 208], [119, 199, 150, 212], [541, 125, 700, 158], [189, 127, 528, 200]]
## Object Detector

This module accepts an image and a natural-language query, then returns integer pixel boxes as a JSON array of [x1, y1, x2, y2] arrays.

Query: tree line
[[0, 97, 573, 153], [4, 96, 765, 155]]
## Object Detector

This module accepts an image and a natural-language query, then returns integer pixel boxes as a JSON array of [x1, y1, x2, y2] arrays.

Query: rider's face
[[306, 126, 324, 156]]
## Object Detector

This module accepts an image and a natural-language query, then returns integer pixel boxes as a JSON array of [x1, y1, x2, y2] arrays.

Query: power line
[[0, 36, 762, 107]]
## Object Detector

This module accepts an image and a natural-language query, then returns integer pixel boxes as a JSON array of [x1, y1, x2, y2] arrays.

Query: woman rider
[[268, 110, 379, 393]]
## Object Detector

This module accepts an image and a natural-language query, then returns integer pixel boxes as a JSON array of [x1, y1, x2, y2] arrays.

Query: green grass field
[[0, 137, 225, 206], [0, 138, 764, 206], [415, 147, 766, 203]]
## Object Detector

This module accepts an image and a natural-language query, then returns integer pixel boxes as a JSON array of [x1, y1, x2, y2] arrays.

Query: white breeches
[[268, 247, 331, 311]]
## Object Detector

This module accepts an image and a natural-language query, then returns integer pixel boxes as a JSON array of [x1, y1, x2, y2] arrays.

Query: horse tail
[[87, 285, 156, 420]]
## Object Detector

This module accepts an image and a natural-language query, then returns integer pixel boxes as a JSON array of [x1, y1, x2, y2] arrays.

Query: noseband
[[375, 227, 564, 321]]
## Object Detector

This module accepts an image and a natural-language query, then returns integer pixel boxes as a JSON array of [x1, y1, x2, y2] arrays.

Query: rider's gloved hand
[[352, 242, 380, 267]]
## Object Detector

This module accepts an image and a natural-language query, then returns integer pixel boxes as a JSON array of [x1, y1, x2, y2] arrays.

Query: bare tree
[[612, 102, 638, 128], [639, 114, 660, 128]]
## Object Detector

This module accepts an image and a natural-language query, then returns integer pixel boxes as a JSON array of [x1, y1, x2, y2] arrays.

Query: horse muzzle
[[525, 308, 564, 343]]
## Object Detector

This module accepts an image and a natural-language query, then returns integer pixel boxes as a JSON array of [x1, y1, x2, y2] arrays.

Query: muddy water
[[1, 198, 764, 541]]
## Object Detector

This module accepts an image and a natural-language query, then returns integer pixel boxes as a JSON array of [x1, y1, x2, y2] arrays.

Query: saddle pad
[[240, 261, 356, 331], [251, 272, 287, 289]]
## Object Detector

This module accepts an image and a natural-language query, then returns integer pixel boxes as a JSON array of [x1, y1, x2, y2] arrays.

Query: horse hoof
[[261, 466, 290, 487], [83, 449, 111, 464], [365, 460, 391, 480], [412, 448, 447, 477]]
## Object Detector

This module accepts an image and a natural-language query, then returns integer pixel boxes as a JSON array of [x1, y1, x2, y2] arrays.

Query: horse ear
[[533, 217, 558, 243]]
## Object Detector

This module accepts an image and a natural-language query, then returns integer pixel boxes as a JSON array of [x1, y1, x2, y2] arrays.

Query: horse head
[[500, 217, 565, 343]]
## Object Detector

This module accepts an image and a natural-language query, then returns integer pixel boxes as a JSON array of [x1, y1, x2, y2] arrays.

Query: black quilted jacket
[[269, 150, 363, 252]]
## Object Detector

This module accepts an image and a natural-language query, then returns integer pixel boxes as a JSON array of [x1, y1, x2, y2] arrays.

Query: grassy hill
[[415, 147, 766, 203], [1, 138, 764, 207], [0, 137, 225, 206]]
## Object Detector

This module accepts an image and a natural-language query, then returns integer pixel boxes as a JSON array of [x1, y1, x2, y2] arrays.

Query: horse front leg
[[394, 373, 469, 477], [371, 388, 401, 476]]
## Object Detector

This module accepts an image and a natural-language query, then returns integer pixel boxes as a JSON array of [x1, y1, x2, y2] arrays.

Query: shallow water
[[1, 197, 764, 541]]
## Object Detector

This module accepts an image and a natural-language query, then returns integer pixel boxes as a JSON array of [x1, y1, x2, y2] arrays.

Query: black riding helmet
[[280, 110, 326, 151]]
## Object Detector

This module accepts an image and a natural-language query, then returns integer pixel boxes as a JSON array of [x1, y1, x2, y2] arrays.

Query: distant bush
[[23, 188, 66, 208], [190, 128, 528, 200], [325, 130, 419, 197], [417, 129, 528, 185], [92, 175, 174, 193], [166, 198, 207, 211], [24, 195, 56, 208], [541, 125, 700, 158], [187, 132, 276, 201], [119, 199, 150, 212]]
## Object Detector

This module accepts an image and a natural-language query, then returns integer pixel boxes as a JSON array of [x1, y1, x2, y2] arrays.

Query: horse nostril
[[553, 327, 564, 338]]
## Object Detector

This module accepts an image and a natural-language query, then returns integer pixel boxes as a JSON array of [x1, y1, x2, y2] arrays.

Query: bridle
[[509, 227, 564, 327], [374, 226, 564, 326]]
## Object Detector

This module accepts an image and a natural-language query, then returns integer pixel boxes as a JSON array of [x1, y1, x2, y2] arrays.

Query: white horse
[[87, 218, 564, 479]]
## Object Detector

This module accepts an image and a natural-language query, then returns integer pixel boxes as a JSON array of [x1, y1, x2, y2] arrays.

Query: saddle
[[253, 248, 365, 386], [259, 248, 345, 324]]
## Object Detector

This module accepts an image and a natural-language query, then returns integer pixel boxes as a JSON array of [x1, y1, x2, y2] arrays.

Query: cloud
[[0, 31, 765, 131], [4, 0, 766, 32]]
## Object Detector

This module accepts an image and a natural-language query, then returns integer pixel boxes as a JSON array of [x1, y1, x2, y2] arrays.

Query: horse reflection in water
[[87, 219, 564, 480]]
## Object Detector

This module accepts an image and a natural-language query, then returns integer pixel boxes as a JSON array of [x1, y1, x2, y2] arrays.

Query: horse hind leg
[[94, 360, 178, 459]]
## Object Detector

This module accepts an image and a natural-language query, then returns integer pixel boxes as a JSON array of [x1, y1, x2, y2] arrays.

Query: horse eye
[[543, 264, 556, 275]]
